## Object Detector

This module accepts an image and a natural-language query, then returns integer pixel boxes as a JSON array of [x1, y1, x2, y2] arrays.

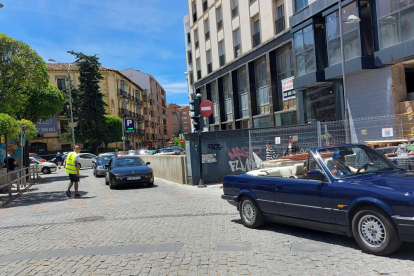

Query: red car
[[29, 153, 46, 162]]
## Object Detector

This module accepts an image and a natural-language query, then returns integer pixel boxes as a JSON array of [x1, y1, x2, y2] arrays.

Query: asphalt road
[[0, 167, 413, 275]]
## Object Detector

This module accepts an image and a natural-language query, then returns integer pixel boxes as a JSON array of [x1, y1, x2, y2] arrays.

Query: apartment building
[[185, 0, 294, 130], [30, 64, 145, 152], [121, 69, 168, 149], [166, 104, 192, 141]]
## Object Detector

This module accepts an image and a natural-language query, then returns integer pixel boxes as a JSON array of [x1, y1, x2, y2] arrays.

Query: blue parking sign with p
[[125, 118, 135, 133]]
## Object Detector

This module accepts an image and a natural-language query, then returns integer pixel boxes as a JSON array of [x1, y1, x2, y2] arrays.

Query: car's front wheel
[[239, 196, 265, 229], [109, 178, 117, 190], [42, 167, 50, 174], [352, 206, 401, 255]]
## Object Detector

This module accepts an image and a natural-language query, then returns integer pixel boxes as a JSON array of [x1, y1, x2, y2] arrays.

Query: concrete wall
[[346, 67, 394, 120], [138, 155, 188, 184]]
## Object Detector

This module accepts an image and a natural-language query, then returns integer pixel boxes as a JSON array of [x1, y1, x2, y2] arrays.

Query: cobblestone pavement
[[0, 168, 413, 276]]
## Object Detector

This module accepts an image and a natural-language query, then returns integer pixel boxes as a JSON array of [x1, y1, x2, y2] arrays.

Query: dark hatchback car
[[93, 154, 115, 177], [105, 156, 154, 189]]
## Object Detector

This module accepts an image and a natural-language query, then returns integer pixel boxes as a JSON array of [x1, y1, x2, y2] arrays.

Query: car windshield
[[171, 147, 180, 150], [317, 145, 400, 179], [113, 157, 144, 167], [161, 149, 173, 153], [97, 156, 113, 163], [31, 155, 42, 160]]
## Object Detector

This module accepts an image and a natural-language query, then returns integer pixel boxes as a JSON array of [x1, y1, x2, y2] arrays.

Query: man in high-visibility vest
[[65, 146, 81, 197]]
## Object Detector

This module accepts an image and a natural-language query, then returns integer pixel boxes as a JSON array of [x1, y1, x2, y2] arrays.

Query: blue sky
[[1, 0, 190, 105]]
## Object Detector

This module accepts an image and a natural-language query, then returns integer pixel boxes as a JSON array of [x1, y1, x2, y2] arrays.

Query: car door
[[278, 152, 335, 224], [80, 154, 93, 167]]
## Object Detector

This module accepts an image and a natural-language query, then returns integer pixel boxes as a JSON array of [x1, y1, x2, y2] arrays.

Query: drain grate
[[75, 216, 106, 222]]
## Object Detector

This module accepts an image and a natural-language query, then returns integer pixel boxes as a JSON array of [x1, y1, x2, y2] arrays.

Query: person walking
[[65, 146, 81, 198], [284, 136, 300, 156], [265, 142, 277, 160], [55, 152, 63, 169]]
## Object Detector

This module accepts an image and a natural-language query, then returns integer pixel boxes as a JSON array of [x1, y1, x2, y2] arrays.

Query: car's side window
[[308, 154, 323, 172]]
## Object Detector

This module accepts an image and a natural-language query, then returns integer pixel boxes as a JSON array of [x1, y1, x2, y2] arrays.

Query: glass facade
[[275, 111, 298, 127], [254, 56, 269, 114], [326, 2, 360, 66], [210, 81, 219, 124], [237, 66, 249, 118], [223, 75, 233, 122], [378, 0, 414, 49], [253, 116, 271, 128], [294, 25, 316, 77], [295, 0, 308, 13], [305, 85, 337, 121]]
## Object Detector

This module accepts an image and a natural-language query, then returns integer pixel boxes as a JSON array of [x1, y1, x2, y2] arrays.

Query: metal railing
[[0, 165, 39, 198]]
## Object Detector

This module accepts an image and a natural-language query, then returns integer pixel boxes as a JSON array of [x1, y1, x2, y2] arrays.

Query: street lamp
[[338, 7, 361, 143], [48, 58, 86, 148], [0, 3, 4, 8]]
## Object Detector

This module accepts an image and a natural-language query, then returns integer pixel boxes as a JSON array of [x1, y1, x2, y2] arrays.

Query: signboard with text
[[35, 115, 58, 134], [281, 77, 294, 92], [124, 118, 135, 133]]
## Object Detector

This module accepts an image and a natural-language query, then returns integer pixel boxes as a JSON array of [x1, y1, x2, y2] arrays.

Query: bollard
[[17, 169, 20, 193]]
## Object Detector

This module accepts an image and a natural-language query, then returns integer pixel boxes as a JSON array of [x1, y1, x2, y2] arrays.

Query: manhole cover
[[75, 216, 105, 222]]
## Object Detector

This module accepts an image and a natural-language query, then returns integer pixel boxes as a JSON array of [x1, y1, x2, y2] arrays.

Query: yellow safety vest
[[65, 152, 78, 174]]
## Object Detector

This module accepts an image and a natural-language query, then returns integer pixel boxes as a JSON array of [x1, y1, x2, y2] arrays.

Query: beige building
[[185, 0, 295, 130], [30, 63, 145, 153]]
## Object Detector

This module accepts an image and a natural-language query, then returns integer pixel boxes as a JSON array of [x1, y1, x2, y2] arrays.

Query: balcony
[[122, 91, 127, 98], [136, 98, 142, 105], [127, 93, 131, 100], [252, 32, 261, 47], [117, 89, 123, 96], [275, 17, 285, 35]]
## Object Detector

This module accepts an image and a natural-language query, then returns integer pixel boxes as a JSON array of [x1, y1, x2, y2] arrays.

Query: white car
[[63, 153, 97, 168], [128, 150, 137, 155], [30, 157, 57, 174], [155, 148, 176, 155]]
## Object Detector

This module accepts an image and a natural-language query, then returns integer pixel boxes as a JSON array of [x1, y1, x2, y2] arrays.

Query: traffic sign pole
[[122, 119, 125, 152]]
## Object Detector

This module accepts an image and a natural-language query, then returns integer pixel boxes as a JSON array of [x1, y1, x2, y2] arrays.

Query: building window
[[252, 17, 261, 47], [326, 2, 360, 66], [57, 79, 66, 91], [203, 0, 208, 12], [217, 6, 223, 30], [193, 3, 197, 23], [223, 75, 233, 121], [255, 57, 269, 114], [275, 4, 285, 35], [194, 29, 199, 49], [211, 81, 219, 123], [305, 85, 336, 121], [276, 44, 295, 112], [238, 66, 249, 118], [187, 32, 191, 44], [219, 40, 225, 66], [187, 51, 192, 65], [232, 0, 239, 17], [377, 0, 414, 49], [295, 0, 308, 13], [360, 0, 374, 56], [120, 80, 127, 92], [294, 25, 316, 77], [136, 90, 141, 100], [207, 51, 212, 74], [196, 58, 202, 79], [233, 29, 241, 58], [205, 19, 210, 40]]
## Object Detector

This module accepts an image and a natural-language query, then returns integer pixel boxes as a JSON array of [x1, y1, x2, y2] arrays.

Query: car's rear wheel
[[352, 206, 401, 255], [105, 176, 109, 185], [42, 167, 50, 174], [239, 196, 265, 228]]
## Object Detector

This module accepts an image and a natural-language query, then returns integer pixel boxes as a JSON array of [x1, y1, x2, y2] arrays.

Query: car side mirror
[[146, 162, 150, 165], [104, 164, 109, 169], [307, 170, 325, 181], [92, 161, 95, 163]]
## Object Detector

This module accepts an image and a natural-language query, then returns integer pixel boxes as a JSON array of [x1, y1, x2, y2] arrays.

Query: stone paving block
[[144, 243, 184, 253], [215, 242, 252, 251]]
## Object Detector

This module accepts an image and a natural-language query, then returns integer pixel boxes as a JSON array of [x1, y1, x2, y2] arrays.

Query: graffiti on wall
[[207, 144, 222, 150], [224, 146, 266, 172]]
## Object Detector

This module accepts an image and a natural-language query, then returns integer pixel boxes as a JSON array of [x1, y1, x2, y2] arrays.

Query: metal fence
[[0, 165, 39, 198], [249, 114, 414, 171]]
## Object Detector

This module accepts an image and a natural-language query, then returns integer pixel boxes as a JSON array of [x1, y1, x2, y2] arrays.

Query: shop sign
[[146, 142, 153, 147], [281, 77, 294, 92], [36, 115, 58, 134]]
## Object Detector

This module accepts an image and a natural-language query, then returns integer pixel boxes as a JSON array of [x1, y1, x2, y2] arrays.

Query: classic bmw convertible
[[221, 144, 414, 255]]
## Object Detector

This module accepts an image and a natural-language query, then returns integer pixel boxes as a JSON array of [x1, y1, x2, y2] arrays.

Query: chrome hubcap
[[242, 201, 255, 222], [358, 215, 386, 247]]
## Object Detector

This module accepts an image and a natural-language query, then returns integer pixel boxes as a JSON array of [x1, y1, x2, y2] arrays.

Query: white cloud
[[162, 81, 189, 95]]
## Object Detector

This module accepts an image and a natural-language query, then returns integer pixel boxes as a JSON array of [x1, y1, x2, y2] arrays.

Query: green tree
[[11, 119, 38, 141], [66, 51, 107, 155], [174, 136, 185, 148], [103, 115, 122, 151], [0, 113, 19, 171], [0, 34, 49, 116]]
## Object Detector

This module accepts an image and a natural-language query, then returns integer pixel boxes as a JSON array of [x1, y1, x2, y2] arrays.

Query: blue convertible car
[[222, 144, 414, 255]]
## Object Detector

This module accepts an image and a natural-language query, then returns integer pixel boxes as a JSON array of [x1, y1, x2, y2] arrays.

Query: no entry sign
[[200, 100, 213, 117], [180, 139, 184, 144]]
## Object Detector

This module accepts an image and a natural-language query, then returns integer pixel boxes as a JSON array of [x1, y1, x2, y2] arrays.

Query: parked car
[[48, 153, 68, 164], [128, 150, 137, 155], [105, 156, 153, 189], [29, 153, 46, 162], [170, 146, 182, 155], [29, 157, 57, 174], [222, 144, 414, 256], [92, 154, 114, 177], [138, 149, 150, 155], [63, 153, 97, 168], [155, 148, 176, 155]]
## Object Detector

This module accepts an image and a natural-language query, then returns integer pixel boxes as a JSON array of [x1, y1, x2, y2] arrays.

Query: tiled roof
[[46, 63, 144, 91]]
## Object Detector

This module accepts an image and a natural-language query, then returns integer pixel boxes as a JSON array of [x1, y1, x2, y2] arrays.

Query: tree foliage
[[174, 136, 185, 147], [10, 119, 38, 141], [0, 113, 19, 170], [0, 34, 49, 115], [103, 115, 122, 150], [66, 51, 107, 154], [20, 84, 64, 122]]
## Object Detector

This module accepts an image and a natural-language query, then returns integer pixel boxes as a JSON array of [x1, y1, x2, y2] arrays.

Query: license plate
[[127, 176, 141, 180]]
